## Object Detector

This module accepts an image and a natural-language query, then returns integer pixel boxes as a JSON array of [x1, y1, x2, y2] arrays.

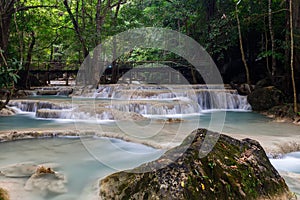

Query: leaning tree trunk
[[0, 89, 11, 111], [289, 0, 298, 113], [235, 2, 251, 85]]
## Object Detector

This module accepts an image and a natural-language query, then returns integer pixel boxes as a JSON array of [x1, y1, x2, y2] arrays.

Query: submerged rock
[[100, 129, 293, 200], [24, 167, 67, 195], [0, 163, 60, 178], [0, 163, 38, 178]]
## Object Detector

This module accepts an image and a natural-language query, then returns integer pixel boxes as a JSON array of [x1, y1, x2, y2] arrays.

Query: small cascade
[[90, 85, 252, 111], [9, 84, 252, 121], [20, 87, 74, 96], [36, 108, 145, 121], [9, 100, 72, 112], [107, 101, 200, 115], [196, 90, 251, 110], [94, 85, 114, 98], [57, 88, 73, 96], [36, 109, 72, 119]]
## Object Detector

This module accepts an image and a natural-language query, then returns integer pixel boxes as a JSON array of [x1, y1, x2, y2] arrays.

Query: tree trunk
[[293, 0, 300, 76], [63, 0, 89, 58], [290, 0, 298, 113], [268, 0, 276, 76], [191, 67, 197, 84], [24, 31, 36, 89], [111, 0, 122, 84], [96, 0, 103, 44], [205, 0, 216, 21], [235, 3, 251, 85], [0, 89, 10, 111], [284, 0, 291, 94], [264, 25, 271, 76], [0, 2, 14, 58]]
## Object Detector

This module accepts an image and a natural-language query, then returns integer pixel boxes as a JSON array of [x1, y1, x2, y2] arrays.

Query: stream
[[0, 85, 299, 199]]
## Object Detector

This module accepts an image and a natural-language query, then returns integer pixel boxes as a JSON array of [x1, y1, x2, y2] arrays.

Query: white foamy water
[[270, 152, 300, 197], [3, 85, 300, 199], [270, 152, 300, 174], [91, 85, 252, 111], [8, 85, 251, 122]]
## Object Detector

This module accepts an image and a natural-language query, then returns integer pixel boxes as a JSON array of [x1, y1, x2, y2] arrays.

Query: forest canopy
[[0, 0, 299, 107]]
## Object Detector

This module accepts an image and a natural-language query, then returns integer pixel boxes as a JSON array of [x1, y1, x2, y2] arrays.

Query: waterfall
[[91, 85, 252, 111], [196, 90, 251, 110], [107, 101, 200, 115], [9, 100, 72, 112], [9, 85, 251, 120]]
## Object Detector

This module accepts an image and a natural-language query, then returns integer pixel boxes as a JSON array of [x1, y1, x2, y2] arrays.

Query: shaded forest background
[[0, 0, 299, 110]]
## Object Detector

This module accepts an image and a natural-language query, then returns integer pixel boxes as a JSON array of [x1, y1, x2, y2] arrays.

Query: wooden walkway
[[27, 61, 196, 85]]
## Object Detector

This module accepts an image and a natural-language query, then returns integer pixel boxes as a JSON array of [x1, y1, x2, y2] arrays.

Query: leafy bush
[[0, 58, 22, 89]]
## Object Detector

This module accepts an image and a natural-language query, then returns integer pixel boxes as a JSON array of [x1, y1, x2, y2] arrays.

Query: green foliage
[[0, 59, 22, 88], [121, 48, 179, 63], [205, 16, 238, 62], [1, 0, 299, 87], [257, 50, 284, 61]]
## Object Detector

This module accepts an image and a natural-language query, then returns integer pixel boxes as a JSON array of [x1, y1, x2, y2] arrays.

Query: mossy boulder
[[100, 129, 293, 200], [0, 188, 9, 200], [247, 86, 285, 111]]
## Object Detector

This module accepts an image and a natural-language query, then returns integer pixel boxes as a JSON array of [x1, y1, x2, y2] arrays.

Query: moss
[[0, 188, 9, 200], [100, 129, 291, 200]]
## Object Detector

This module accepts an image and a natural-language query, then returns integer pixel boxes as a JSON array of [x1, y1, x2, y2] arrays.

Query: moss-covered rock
[[100, 129, 293, 200], [0, 188, 9, 200], [247, 86, 285, 111]]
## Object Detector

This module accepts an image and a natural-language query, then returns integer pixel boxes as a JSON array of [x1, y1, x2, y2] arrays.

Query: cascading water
[[196, 90, 251, 110], [9, 100, 71, 112], [93, 84, 252, 112], [9, 85, 251, 120]]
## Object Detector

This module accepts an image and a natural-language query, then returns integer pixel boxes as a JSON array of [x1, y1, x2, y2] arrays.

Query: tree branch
[[15, 5, 58, 12], [110, 0, 127, 9], [63, 0, 89, 57], [4, 0, 15, 12]]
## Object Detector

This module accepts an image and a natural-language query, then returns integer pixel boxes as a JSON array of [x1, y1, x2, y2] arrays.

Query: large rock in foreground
[[100, 129, 293, 200], [247, 86, 285, 111]]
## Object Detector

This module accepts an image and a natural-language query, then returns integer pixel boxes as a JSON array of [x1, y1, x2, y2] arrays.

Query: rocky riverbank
[[262, 104, 300, 125], [247, 86, 300, 125]]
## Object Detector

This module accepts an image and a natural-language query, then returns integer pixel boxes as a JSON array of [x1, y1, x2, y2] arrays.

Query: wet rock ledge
[[100, 129, 294, 200]]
